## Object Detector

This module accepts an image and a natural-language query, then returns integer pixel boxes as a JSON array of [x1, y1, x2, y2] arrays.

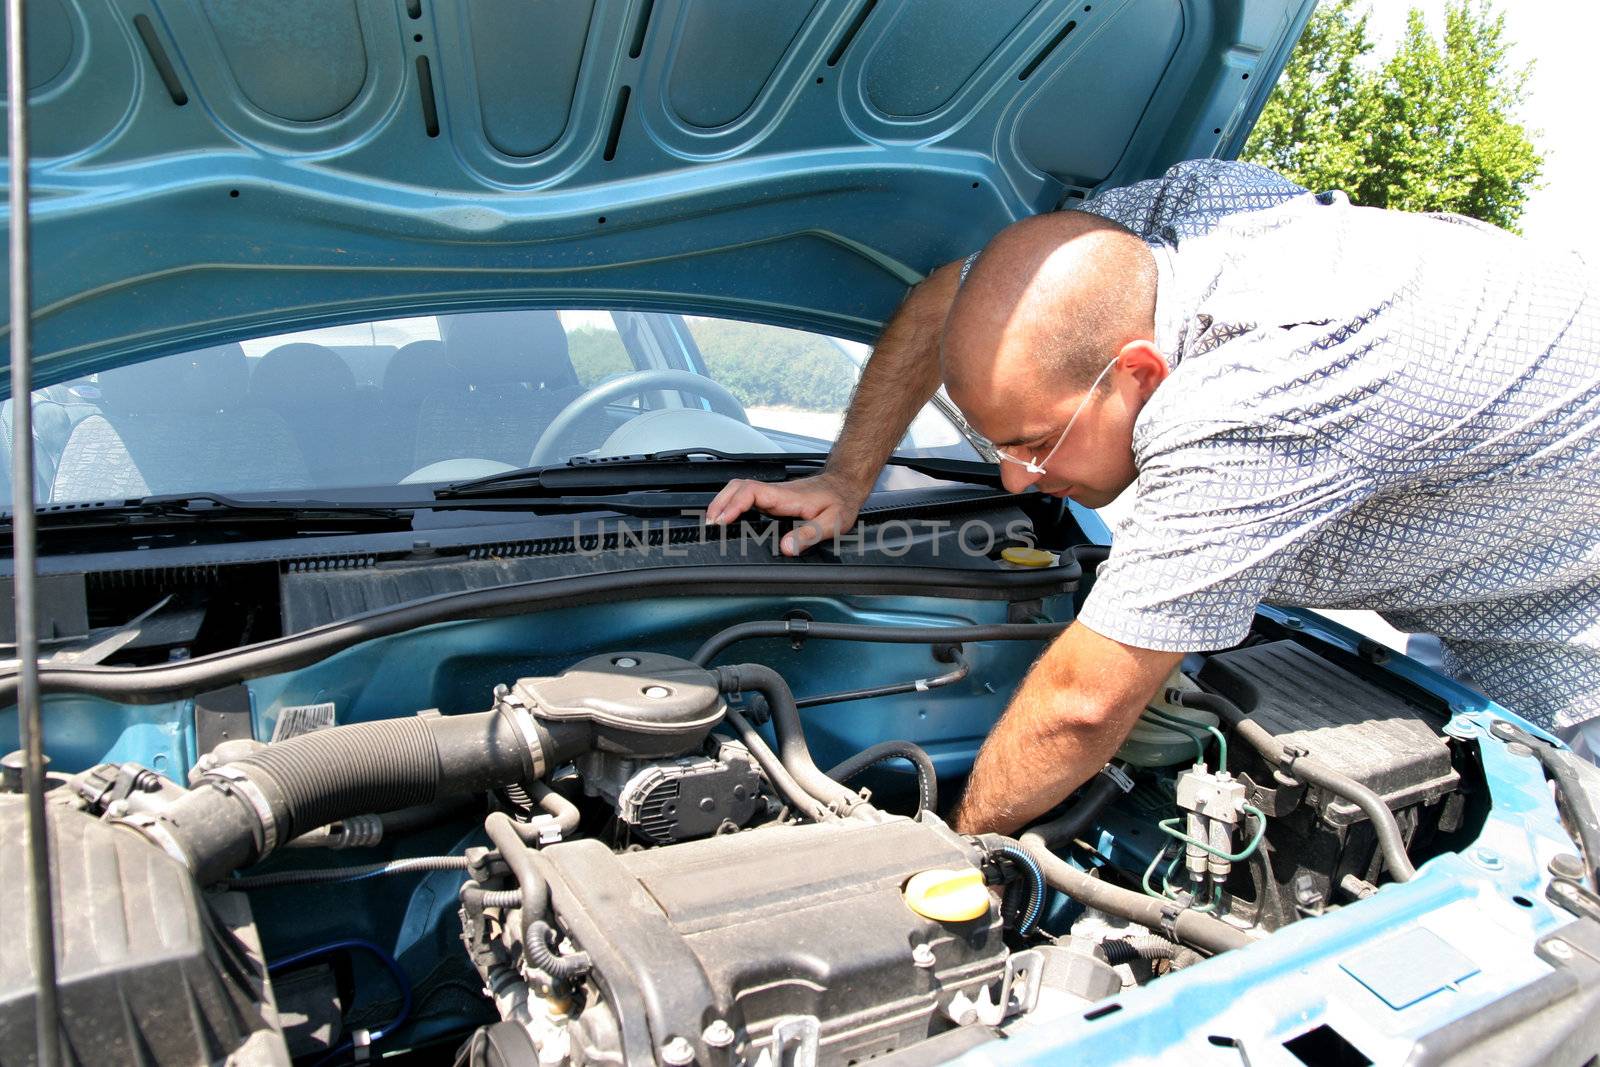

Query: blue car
[[2, 2, 1597, 1066]]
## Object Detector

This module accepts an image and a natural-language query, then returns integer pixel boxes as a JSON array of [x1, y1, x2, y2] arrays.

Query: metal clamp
[[203, 764, 279, 856], [501, 704, 548, 782]]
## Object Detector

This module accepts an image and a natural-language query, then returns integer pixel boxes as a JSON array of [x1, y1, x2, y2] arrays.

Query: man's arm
[[951, 622, 1182, 836], [706, 258, 964, 555]]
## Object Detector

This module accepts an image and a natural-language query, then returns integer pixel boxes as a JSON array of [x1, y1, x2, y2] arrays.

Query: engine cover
[[532, 817, 1008, 1066]]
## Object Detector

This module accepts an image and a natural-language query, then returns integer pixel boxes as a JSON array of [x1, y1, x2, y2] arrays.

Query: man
[[705, 160, 1600, 835]]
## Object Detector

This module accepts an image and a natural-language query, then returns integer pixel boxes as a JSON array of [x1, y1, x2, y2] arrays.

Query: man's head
[[941, 212, 1166, 507]]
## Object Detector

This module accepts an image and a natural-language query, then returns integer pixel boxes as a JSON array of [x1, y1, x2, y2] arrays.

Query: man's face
[[953, 343, 1168, 509]]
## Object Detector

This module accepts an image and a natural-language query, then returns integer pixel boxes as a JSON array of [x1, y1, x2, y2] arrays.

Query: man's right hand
[[705, 471, 871, 557]]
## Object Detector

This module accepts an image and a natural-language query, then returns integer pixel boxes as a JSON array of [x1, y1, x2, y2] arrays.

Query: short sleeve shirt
[[1063, 161, 1600, 730]]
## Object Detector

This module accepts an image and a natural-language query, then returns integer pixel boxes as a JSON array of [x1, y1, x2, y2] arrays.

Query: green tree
[[1243, 0, 1541, 232]]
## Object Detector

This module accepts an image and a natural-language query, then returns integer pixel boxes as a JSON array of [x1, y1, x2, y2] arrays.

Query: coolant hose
[[1168, 689, 1417, 882], [505, 781, 582, 842], [1017, 831, 1252, 955], [153, 709, 550, 885], [715, 663, 863, 815], [1026, 767, 1127, 850], [724, 707, 833, 822], [827, 741, 938, 812], [485, 811, 552, 951]]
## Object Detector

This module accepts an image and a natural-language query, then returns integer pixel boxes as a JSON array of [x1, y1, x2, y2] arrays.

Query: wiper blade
[[434, 449, 1003, 499], [4, 492, 415, 533]]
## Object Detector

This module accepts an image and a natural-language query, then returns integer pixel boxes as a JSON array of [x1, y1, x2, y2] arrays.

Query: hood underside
[[0, 0, 1310, 388]]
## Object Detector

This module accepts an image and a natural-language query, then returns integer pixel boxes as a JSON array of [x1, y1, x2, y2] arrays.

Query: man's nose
[[998, 461, 1042, 494]]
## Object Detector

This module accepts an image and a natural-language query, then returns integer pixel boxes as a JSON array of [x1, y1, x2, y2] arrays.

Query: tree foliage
[[1242, 0, 1541, 231], [566, 321, 858, 412]]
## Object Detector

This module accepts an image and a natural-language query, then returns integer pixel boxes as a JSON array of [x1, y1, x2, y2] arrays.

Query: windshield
[[5, 310, 978, 507]]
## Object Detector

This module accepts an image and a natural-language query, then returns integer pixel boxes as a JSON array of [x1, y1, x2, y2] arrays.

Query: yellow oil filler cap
[[903, 867, 991, 922], [999, 546, 1056, 568]]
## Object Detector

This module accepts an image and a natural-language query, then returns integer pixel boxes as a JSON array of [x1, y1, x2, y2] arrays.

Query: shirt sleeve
[[1077, 419, 1372, 652], [1072, 159, 1310, 244]]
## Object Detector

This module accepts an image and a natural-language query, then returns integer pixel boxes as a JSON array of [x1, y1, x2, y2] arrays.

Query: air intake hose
[[147, 708, 566, 885]]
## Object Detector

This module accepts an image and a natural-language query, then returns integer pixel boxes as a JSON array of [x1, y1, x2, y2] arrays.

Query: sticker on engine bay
[[270, 702, 337, 741]]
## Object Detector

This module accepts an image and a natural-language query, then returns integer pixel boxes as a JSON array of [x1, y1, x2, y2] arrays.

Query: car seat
[[250, 342, 381, 487], [51, 343, 312, 502], [411, 311, 583, 469]]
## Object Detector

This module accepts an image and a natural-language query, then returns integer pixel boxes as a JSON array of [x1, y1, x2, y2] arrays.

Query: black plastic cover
[[0, 797, 287, 1066], [1200, 640, 1459, 822]]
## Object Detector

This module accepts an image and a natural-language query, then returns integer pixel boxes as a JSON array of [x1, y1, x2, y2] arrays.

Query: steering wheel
[[528, 368, 749, 466]]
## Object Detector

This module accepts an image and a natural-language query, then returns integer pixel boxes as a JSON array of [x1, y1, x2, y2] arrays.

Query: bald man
[[707, 160, 1600, 835]]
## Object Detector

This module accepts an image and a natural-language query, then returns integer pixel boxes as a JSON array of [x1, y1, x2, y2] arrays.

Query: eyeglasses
[[993, 356, 1121, 475]]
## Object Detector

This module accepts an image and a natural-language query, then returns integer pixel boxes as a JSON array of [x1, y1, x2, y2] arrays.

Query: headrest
[[438, 311, 576, 390], [383, 339, 454, 400], [251, 343, 356, 403], [96, 343, 249, 414]]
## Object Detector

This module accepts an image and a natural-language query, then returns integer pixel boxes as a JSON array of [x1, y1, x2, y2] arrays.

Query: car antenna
[[6, 0, 63, 1060]]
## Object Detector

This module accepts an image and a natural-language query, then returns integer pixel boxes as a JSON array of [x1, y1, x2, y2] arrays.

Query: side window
[[562, 311, 633, 388], [684, 318, 857, 430]]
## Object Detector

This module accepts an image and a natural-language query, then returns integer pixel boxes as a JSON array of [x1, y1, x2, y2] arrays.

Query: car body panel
[[1, 0, 1312, 389]]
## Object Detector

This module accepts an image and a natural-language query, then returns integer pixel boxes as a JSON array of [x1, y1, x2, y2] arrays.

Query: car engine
[[0, 622, 1484, 1067]]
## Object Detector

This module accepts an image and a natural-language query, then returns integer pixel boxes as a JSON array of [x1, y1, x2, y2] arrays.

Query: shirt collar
[[1151, 241, 1184, 370]]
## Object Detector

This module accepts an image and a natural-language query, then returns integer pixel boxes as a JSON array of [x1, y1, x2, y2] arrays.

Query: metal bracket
[[764, 1015, 820, 1067], [994, 949, 1043, 1021], [1548, 877, 1600, 923]]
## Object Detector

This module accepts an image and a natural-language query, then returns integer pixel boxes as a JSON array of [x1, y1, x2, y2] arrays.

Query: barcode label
[[270, 702, 336, 741]]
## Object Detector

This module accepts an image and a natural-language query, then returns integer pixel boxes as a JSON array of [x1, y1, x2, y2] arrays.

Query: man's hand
[[951, 622, 1182, 836], [705, 470, 870, 556]]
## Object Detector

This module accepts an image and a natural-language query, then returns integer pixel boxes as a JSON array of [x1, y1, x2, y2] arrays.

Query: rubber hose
[[163, 709, 540, 885], [1025, 769, 1127, 850], [827, 741, 938, 812], [485, 811, 551, 950], [524, 920, 592, 984], [505, 781, 583, 843], [1018, 832, 1251, 955], [225, 855, 471, 890], [691, 619, 1065, 666], [479, 889, 522, 909], [1168, 689, 1417, 882], [716, 664, 862, 814], [0, 564, 1073, 707], [724, 707, 833, 822], [1100, 935, 1201, 970]]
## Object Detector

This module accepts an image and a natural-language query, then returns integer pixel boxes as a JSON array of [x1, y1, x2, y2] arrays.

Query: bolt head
[[1549, 854, 1587, 881], [702, 1020, 736, 1049], [912, 943, 936, 968], [644, 685, 671, 699], [1547, 939, 1574, 960], [660, 1036, 696, 1065], [615, 656, 640, 668]]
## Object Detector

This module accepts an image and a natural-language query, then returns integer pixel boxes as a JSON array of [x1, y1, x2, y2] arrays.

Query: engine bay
[[0, 583, 1494, 1067]]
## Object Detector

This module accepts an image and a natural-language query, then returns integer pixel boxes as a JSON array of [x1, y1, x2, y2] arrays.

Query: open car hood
[[0, 0, 1311, 388]]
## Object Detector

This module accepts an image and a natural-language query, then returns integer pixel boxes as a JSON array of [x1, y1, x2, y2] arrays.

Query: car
[[2, 2, 1598, 1065]]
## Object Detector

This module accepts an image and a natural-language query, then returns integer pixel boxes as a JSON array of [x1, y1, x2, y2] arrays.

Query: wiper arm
[[3, 492, 415, 533], [434, 449, 1003, 499]]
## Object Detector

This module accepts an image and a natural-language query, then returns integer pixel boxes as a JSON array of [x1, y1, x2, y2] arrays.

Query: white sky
[[1363, 1, 1597, 250]]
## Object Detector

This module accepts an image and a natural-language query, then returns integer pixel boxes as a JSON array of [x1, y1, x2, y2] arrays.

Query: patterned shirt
[[1061, 160, 1600, 730]]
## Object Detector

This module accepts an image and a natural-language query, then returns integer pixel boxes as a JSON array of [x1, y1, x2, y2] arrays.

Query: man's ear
[[1117, 339, 1169, 400]]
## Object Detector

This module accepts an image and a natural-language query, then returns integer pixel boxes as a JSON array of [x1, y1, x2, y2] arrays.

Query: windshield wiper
[[3, 493, 417, 534], [433, 449, 1004, 499]]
